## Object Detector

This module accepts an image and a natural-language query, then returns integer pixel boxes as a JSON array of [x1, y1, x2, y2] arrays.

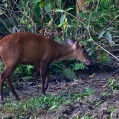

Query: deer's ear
[[73, 41, 79, 49], [66, 38, 74, 45]]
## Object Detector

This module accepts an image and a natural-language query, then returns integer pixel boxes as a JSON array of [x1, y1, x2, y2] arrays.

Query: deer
[[0, 32, 91, 103]]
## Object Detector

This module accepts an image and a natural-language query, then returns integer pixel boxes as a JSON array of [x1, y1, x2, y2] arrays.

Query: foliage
[[0, 0, 119, 78], [50, 60, 88, 80], [63, 68, 77, 79], [108, 77, 119, 90], [0, 87, 94, 118], [71, 63, 88, 70], [13, 65, 34, 76], [73, 87, 94, 101], [0, 62, 4, 73], [0, 1, 119, 118], [109, 107, 115, 119], [98, 53, 112, 64], [76, 115, 93, 119], [77, 0, 119, 64], [102, 91, 111, 97]]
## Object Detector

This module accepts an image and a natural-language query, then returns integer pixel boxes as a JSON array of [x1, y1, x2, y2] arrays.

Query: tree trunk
[[76, 0, 92, 14]]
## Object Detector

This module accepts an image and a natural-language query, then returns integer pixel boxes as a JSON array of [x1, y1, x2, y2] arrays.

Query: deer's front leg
[[40, 61, 50, 95]]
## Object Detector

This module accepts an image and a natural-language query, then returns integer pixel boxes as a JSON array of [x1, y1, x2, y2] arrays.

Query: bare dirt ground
[[1, 66, 119, 119]]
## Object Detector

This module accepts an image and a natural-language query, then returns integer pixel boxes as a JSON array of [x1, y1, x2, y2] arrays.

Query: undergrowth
[[0, 87, 94, 118]]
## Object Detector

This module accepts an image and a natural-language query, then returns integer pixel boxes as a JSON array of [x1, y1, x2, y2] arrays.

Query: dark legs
[[6, 76, 20, 100], [0, 76, 4, 102], [0, 60, 50, 103], [0, 65, 19, 103], [45, 74, 50, 91], [0, 67, 13, 102], [40, 62, 50, 95]]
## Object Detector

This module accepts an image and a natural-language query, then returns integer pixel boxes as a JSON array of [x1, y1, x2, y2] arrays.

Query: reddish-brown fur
[[0, 32, 91, 103]]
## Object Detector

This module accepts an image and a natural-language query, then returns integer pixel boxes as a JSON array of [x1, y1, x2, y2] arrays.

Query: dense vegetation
[[0, 0, 119, 118], [0, 0, 119, 73]]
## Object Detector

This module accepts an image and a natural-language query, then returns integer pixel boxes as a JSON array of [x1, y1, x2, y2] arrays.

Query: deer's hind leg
[[0, 61, 19, 103], [6, 76, 20, 100]]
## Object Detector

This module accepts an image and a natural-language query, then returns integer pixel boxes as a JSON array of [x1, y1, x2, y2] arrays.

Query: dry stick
[[0, 19, 10, 32], [87, 27, 119, 62], [90, 15, 119, 62], [91, 38, 119, 62], [87, 22, 119, 62]]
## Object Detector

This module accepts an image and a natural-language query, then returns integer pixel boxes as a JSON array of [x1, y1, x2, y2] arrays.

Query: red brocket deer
[[0, 32, 91, 103]]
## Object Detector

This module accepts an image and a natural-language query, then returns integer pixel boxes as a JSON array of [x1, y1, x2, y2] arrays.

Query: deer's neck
[[54, 43, 74, 61]]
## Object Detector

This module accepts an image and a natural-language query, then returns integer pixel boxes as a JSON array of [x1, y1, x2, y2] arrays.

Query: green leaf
[[63, 68, 77, 80], [107, 26, 114, 30], [50, 104, 57, 110], [98, 53, 112, 64], [98, 31, 105, 39], [77, 13, 86, 18], [56, 0, 62, 8], [105, 32, 112, 43], [0, 10, 5, 15], [72, 63, 88, 70], [39, 1, 45, 8], [99, 53, 106, 63], [91, 11, 102, 18], [66, 8, 73, 12], [88, 48, 94, 56], [55, 9, 65, 13], [34, 0, 41, 4], [57, 23, 63, 27], [91, 33, 98, 42], [44, 2, 52, 12], [60, 13, 66, 24]]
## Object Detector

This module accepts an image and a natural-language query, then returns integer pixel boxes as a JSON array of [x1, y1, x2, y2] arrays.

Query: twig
[[0, 19, 10, 32], [91, 39, 119, 62]]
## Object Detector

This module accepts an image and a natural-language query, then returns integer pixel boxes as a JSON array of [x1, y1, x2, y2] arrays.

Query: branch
[[91, 39, 119, 62], [86, 22, 119, 62]]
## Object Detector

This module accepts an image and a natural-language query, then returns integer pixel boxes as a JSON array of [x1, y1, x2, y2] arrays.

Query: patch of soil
[[1, 68, 119, 119]]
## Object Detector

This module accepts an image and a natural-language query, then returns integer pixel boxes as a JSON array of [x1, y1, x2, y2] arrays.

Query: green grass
[[0, 87, 94, 118], [76, 115, 93, 119], [108, 77, 119, 90]]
